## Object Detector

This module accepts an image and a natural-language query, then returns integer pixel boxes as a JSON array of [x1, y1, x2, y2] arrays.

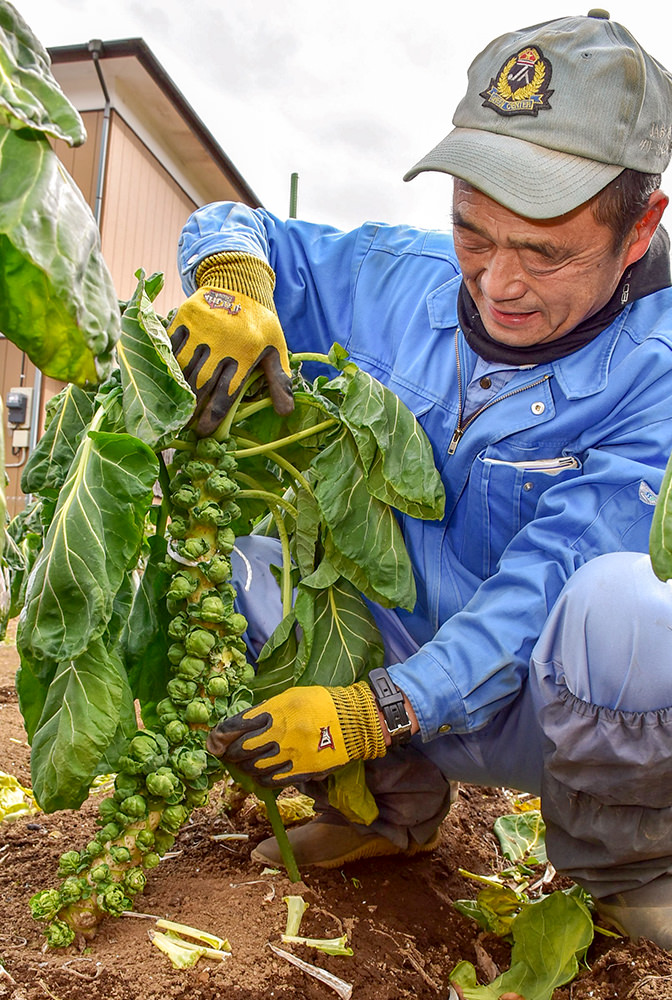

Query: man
[[169, 12, 672, 948]]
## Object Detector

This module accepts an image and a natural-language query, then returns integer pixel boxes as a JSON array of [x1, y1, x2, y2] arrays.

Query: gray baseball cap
[[404, 10, 672, 218]]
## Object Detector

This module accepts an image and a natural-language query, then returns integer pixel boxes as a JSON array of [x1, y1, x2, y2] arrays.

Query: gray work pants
[[233, 540, 672, 899]]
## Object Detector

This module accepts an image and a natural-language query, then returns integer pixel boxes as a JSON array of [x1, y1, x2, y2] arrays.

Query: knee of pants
[[532, 551, 672, 713]]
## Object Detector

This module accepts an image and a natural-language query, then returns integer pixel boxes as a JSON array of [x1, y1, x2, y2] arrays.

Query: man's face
[[452, 182, 634, 347]]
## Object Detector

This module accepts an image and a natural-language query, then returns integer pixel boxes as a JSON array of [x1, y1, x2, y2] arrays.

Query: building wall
[[2, 110, 199, 518], [100, 111, 197, 312]]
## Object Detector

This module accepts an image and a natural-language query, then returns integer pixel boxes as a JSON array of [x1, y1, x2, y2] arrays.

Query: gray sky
[[14, 0, 672, 232]]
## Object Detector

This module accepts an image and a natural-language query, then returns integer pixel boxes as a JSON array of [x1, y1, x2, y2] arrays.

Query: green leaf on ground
[[494, 811, 548, 864], [451, 891, 594, 1000]]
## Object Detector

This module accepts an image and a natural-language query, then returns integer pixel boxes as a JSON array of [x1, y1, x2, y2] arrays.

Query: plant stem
[[156, 456, 171, 539], [291, 352, 333, 366], [232, 419, 338, 458], [235, 490, 298, 520], [225, 764, 301, 883], [214, 371, 263, 441]]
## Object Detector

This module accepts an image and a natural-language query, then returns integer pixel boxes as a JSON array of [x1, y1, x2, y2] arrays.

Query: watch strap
[[367, 667, 412, 746]]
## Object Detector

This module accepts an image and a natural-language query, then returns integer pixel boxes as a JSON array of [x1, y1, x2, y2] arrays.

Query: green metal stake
[[289, 172, 299, 219]]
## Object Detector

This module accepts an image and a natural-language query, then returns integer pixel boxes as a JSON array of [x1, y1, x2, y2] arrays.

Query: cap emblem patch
[[480, 46, 553, 117]]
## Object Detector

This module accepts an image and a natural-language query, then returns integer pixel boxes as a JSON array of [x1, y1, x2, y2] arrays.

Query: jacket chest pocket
[[457, 452, 582, 579]]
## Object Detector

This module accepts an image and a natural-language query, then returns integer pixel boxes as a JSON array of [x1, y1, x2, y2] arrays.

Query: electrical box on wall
[[6, 386, 33, 449]]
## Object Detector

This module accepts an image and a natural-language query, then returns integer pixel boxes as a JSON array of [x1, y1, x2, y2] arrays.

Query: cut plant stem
[[226, 763, 301, 883]]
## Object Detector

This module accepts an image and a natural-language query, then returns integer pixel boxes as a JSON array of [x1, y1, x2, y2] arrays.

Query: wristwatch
[[368, 667, 412, 747]]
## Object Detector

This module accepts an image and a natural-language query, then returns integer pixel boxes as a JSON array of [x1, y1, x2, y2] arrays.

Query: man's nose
[[479, 250, 527, 300]]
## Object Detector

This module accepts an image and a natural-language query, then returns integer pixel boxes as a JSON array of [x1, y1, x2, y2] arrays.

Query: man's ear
[[623, 189, 669, 267]]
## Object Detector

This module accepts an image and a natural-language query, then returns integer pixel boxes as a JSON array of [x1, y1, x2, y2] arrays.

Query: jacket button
[[531, 401, 545, 415], [523, 481, 534, 492], [438, 724, 451, 733]]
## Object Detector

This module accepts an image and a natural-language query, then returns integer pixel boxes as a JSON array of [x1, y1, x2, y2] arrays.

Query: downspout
[[88, 38, 111, 227]]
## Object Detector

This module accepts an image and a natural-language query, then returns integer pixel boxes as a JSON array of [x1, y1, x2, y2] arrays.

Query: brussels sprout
[[167, 572, 199, 601], [85, 839, 104, 858], [98, 884, 132, 916], [59, 876, 85, 905], [184, 772, 209, 792], [114, 772, 144, 800], [90, 862, 111, 883], [167, 516, 189, 540], [96, 821, 122, 845], [169, 446, 193, 470], [167, 642, 186, 665], [57, 851, 81, 877], [216, 526, 236, 553], [213, 695, 230, 720], [185, 628, 217, 657], [156, 697, 179, 719], [174, 655, 207, 681], [98, 797, 119, 823], [134, 829, 155, 853], [168, 613, 190, 640], [184, 699, 212, 725], [44, 919, 76, 948], [143, 851, 161, 870], [195, 437, 226, 461], [145, 767, 182, 800], [29, 888, 61, 922], [164, 719, 190, 745], [198, 595, 231, 623], [216, 452, 238, 474], [240, 662, 256, 684], [119, 731, 170, 775], [177, 536, 210, 561], [192, 501, 228, 527], [120, 795, 147, 820], [226, 612, 248, 636], [109, 846, 132, 865], [171, 485, 201, 509], [223, 500, 242, 522], [171, 747, 208, 781], [167, 677, 199, 705], [184, 787, 210, 809], [153, 829, 176, 855], [185, 460, 215, 481], [207, 674, 229, 698], [160, 804, 190, 833], [203, 554, 232, 584], [123, 867, 147, 896], [205, 471, 239, 499]]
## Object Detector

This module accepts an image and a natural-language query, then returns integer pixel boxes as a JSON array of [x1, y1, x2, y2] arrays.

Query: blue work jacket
[[178, 202, 672, 742]]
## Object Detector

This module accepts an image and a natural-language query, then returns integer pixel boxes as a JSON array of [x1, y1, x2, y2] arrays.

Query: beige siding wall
[[101, 111, 197, 313], [51, 110, 103, 210]]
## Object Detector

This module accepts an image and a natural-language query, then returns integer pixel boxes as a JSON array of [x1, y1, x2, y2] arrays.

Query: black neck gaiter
[[457, 227, 671, 365]]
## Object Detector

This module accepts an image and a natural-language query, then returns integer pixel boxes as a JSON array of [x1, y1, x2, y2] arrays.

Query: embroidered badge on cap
[[317, 726, 335, 751], [480, 46, 553, 117], [203, 289, 242, 314]]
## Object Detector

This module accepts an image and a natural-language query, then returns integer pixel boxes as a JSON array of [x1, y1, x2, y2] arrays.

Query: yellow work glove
[[206, 682, 387, 787], [168, 252, 294, 436]]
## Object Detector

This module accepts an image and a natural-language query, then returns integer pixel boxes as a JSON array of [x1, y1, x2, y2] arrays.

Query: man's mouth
[[485, 302, 540, 328]]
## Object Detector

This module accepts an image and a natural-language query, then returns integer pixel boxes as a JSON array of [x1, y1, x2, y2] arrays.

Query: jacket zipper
[[448, 330, 552, 455]]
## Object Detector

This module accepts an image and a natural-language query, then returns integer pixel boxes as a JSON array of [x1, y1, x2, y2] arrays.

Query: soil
[[2, 624, 672, 1000]]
